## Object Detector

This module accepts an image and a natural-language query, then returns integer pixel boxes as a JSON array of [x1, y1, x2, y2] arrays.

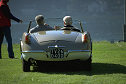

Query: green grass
[[0, 42, 126, 84]]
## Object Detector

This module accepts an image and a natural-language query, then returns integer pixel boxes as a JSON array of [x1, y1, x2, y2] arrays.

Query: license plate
[[50, 48, 64, 58]]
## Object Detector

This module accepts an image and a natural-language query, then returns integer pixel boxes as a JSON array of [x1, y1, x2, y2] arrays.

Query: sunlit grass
[[0, 42, 126, 84]]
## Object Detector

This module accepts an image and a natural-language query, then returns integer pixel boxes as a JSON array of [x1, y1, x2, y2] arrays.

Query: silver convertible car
[[20, 20, 92, 72]]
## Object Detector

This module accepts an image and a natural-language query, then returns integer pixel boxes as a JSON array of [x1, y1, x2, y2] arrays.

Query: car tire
[[85, 56, 92, 71], [82, 56, 92, 71], [85, 40, 92, 71], [22, 59, 30, 72]]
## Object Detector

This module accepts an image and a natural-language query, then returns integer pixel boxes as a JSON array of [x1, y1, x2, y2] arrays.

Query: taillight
[[25, 33, 31, 44], [82, 33, 88, 43]]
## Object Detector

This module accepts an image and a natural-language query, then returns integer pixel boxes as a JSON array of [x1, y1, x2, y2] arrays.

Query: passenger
[[29, 15, 54, 33], [61, 16, 80, 32]]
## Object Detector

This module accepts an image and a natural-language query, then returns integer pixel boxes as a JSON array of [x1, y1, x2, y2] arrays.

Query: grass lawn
[[0, 42, 126, 84]]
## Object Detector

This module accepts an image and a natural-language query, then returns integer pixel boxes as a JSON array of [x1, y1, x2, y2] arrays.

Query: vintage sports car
[[20, 20, 92, 72]]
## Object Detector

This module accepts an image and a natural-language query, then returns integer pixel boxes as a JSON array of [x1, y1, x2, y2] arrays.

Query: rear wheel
[[22, 59, 30, 72], [84, 40, 92, 71], [84, 56, 92, 71]]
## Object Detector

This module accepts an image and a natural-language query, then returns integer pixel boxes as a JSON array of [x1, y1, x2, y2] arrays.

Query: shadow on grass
[[32, 63, 126, 75]]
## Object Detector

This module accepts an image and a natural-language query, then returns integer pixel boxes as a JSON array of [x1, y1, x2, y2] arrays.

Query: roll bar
[[27, 20, 32, 33], [79, 20, 84, 33]]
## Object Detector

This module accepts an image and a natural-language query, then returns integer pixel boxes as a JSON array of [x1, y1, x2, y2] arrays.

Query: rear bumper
[[21, 50, 91, 61]]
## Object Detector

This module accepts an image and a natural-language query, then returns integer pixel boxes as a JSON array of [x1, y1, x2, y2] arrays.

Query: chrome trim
[[68, 50, 91, 52], [21, 50, 91, 53], [40, 40, 72, 43], [21, 50, 46, 53], [48, 45, 66, 48]]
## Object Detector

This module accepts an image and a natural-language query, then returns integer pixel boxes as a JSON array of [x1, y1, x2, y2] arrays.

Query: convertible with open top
[[20, 19, 92, 72]]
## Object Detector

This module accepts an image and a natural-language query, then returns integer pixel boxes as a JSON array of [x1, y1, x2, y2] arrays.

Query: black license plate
[[50, 48, 64, 58]]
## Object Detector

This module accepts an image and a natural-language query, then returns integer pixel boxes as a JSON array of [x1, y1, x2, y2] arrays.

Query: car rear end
[[20, 30, 92, 71]]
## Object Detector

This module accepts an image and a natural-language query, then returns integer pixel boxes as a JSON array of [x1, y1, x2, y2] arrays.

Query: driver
[[29, 15, 54, 33], [61, 16, 80, 32]]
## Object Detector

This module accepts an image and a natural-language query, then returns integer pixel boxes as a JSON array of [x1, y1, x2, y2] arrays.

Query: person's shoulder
[[44, 24, 51, 27], [45, 25, 53, 29]]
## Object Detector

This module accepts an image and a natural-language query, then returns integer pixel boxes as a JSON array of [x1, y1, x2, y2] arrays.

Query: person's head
[[63, 16, 72, 26], [35, 15, 45, 26]]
